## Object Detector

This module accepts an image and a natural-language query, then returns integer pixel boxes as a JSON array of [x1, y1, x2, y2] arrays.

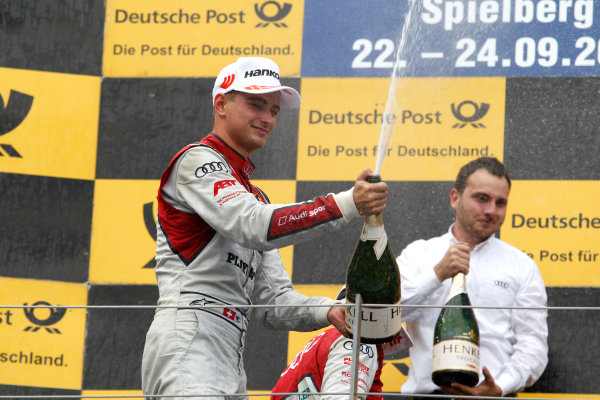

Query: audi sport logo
[[195, 161, 228, 178]]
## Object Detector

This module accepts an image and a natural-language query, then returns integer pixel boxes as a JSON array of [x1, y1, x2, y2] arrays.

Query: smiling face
[[213, 90, 281, 158], [450, 168, 510, 245]]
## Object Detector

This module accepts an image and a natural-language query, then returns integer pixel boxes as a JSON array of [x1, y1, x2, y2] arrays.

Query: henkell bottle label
[[431, 272, 480, 387], [432, 339, 480, 373], [345, 302, 402, 339]]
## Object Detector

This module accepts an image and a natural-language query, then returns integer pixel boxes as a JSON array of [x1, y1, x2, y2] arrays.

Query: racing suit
[[141, 133, 361, 399], [272, 328, 384, 400]]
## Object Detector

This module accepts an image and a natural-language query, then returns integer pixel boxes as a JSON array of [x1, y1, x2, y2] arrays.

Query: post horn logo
[[23, 301, 66, 334], [0, 89, 34, 158], [254, 1, 292, 27], [450, 100, 489, 128]]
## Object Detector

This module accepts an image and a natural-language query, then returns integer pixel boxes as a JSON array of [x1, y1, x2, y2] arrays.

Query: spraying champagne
[[344, 176, 402, 344]]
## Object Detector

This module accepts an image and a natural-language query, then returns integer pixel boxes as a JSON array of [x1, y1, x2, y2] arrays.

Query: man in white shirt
[[397, 157, 548, 398]]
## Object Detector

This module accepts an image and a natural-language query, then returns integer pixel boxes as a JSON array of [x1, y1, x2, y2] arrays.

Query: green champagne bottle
[[344, 176, 402, 344], [431, 272, 480, 387]]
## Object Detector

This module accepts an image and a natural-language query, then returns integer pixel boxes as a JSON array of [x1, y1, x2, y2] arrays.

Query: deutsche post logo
[[450, 100, 489, 128], [0, 89, 34, 157], [23, 301, 66, 334], [254, 1, 292, 27]]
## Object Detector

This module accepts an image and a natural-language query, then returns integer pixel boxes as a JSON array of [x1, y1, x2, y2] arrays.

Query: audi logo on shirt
[[195, 161, 228, 178]]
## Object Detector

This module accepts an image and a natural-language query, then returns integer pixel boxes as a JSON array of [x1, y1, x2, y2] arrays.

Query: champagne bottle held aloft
[[344, 175, 402, 344], [431, 272, 480, 387]]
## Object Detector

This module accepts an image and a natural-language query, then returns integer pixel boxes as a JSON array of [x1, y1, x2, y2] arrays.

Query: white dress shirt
[[397, 226, 548, 396]]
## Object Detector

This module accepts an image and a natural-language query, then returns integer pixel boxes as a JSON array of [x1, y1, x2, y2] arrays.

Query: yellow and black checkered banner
[[1, 0, 599, 396]]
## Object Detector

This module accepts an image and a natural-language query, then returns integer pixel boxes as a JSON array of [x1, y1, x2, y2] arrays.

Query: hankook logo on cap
[[244, 69, 279, 79]]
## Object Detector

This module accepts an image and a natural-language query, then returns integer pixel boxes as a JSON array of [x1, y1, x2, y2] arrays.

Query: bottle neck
[[362, 175, 383, 228], [360, 174, 384, 241], [360, 213, 384, 241], [364, 213, 383, 227], [446, 272, 467, 301]]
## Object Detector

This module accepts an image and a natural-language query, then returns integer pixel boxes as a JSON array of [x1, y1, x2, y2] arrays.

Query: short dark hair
[[225, 91, 238, 101], [454, 157, 511, 193], [212, 91, 239, 123]]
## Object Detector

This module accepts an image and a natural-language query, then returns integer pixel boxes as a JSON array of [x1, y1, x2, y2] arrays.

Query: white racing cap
[[212, 57, 300, 109]]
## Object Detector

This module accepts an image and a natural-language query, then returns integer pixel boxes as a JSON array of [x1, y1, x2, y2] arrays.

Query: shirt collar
[[446, 223, 495, 251], [202, 133, 256, 179]]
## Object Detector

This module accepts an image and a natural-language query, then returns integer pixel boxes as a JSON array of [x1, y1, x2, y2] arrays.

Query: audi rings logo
[[342, 340, 375, 358], [494, 280, 509, 289], [242, 163, 254, 178], [450, 100, 490, 128], [23, 301, 66, 334], [254, 1, 292, 28], [195, 161, 228, 178]]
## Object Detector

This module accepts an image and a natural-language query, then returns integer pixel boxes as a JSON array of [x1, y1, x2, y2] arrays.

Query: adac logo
[[450, 100, 489, 128], [23, 301, 66, 334], [254, 1, 292, 28], [0, 89, 34, 158]]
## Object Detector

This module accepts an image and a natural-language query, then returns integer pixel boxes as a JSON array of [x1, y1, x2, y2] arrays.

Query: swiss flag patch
[[223, 307, 236, 321]]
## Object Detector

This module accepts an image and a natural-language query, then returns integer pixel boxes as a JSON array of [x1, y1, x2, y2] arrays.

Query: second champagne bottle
[[431, 271, 480, 387]]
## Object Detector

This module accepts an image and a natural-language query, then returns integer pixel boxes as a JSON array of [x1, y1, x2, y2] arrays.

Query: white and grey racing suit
[[141, 133, 361, 399]]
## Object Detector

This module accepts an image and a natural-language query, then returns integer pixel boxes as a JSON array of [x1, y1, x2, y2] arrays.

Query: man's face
[[450, 168, 510, 244], [221, 91, 281, 158]]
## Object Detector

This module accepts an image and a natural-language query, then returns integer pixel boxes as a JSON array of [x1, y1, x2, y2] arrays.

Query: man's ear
[[214, 93, 227, 116], [449, 188, 460, 210]]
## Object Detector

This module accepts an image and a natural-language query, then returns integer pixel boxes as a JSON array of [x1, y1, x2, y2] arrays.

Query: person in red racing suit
[[271, 291, 413, 400], [141, 57, 388, 400], [272, 328, 384, 400]]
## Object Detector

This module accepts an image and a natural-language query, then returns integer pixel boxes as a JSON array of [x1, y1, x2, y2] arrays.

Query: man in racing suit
[[271, 288, 413, 400], [272, 327, 384, 400], [141, 57, 389, 399]]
